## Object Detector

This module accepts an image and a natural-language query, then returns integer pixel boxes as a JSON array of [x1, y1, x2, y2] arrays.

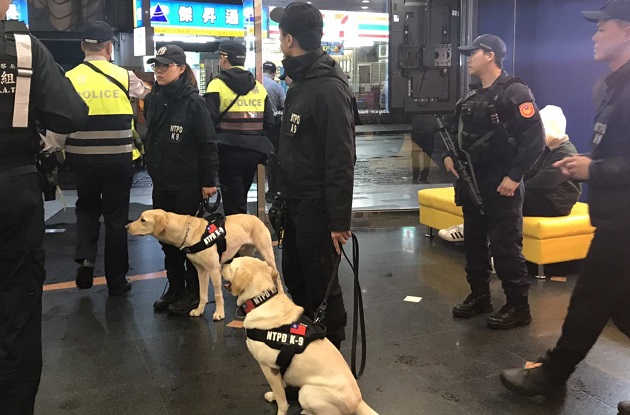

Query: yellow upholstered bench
[[418, 187, 595, 278]]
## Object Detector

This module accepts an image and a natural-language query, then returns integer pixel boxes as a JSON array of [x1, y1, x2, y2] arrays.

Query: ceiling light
[[362, 0, 370, 3], [361, 6, 369, 9]]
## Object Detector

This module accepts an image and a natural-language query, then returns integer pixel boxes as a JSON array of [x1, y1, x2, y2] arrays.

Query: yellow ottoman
[[418, 187, 595, 278]]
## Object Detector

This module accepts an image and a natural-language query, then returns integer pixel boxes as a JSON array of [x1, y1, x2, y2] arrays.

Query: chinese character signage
[[134, 0, 243, 37]]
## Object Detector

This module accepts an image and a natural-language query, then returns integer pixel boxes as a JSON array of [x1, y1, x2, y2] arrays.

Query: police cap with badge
[[147, 45, 187, 65]]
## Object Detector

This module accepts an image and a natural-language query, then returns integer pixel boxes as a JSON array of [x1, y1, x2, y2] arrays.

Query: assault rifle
[[435, 116, 485, 214]]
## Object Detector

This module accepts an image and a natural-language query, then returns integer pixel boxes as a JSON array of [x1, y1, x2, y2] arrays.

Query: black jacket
[[523, 140, 581, 215], [0, 21, 88, 170], [588, 60, 630, 232], [278, 50, 355, 231], [144, 76, 219, 191]]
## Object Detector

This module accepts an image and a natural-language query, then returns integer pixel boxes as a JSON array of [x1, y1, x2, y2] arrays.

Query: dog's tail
[[356, 401, 379, 415]]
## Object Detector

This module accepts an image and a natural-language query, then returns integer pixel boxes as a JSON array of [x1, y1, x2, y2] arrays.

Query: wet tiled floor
[[38, 223, 630, 415]]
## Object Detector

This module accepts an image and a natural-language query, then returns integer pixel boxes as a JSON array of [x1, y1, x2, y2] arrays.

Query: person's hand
[[497, 176, 520, 197], [553, 155, 592, 180], [444, 156, 459, 179], [202, 187, 218, 198], [331, 231, 352, 255]]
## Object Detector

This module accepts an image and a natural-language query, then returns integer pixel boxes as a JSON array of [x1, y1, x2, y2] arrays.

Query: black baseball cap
[[279, 73, 287, 80], [263, 61, 277, 73], [83, 21, 114, 44], [219, 40, 246, 59], [146, 45, 186, 65], [270, 2, 323, 39], [458, 34, 507, 58], [583, 0, 630, 23]]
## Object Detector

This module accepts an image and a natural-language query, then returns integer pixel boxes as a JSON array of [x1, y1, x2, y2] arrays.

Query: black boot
[[168, 292, 200, 315], [153, 278, 185, 312], [487, 302, 532, 329], [619, 401, 630, 415], [452, 293, 493, 318], [168, 275, 200, 316], [75, 265, 94, 289], [419, 168, 429, 182], [500, 356, 571, 398]]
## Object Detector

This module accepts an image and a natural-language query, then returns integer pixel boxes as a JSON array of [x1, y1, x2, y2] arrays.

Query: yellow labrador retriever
[[223, 257, 379, 415], [127, 209, 282, 320]]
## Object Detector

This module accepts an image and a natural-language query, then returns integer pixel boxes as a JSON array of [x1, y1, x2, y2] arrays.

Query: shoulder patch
[[519, 102, 535, 118]]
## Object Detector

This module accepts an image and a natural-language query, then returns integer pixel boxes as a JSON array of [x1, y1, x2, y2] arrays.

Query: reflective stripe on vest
[[65, 61, 133, 159], [12, 34, 32, 128], [206, 73, 267, 133]]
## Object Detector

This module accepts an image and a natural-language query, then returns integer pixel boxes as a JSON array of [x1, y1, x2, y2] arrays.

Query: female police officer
[[143, 45, 219, 316]]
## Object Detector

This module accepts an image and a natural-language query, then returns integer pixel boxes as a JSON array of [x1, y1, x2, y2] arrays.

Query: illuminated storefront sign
[[268, 9, 388, 41], [7, 0, 29, 26], [134, 0, 244, 37]]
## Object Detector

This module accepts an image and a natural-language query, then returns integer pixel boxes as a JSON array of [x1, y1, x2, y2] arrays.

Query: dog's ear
[[231, 267, 253, 296], [153, 213, 168, 235]]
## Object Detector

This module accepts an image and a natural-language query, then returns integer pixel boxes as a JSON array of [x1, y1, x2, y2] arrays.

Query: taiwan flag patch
[[290, 323, 307, 336], [208, 224, 218, 233]]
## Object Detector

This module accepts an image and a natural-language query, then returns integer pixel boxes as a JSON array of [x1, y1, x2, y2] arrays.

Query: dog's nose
[[125, 224, 129, 229]]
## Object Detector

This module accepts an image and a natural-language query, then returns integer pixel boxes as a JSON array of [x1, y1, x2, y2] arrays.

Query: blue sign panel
[[7, 0, 29, 26], [135, 0, 244, 36]]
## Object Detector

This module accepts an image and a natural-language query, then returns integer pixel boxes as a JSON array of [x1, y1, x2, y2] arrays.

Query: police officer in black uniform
[[445, 34, 545, 329], [270, 2, 355, 349], [0, 12, 89, 415], [144, 45, 220, 315], [501, 4, 630, 412]]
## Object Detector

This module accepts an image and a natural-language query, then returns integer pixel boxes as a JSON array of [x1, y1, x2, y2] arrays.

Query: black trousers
[[152, 187, 201, 289], [73, 163, 132, 289], [218, 146, 264, 216], [548, 228, 630, 368], [462, 180, 530, 303], [266, 120, 281, 196], [522, 189, 564, 217], [0, 172, 45, 415], [282, 198, 347, 345], [411, 132, 435, 179]]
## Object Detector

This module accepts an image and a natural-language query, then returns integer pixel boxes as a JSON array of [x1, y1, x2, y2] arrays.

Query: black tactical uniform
[[501, 3, 630, 405], [451, 67, 545, 326], [0, 21, 88, 415], [144, 45, 220, 314]]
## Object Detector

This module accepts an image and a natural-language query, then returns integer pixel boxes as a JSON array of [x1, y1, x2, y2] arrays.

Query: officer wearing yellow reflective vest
[[205, 40, 274, 215], [0, 11, 89, 415], [47, 21, 148, 295]]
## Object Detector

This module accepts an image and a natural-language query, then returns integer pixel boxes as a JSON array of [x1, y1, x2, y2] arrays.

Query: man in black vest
[[501, 3, 630, 412], [0, 8, 88, 414], [445, 34, 545, 329]]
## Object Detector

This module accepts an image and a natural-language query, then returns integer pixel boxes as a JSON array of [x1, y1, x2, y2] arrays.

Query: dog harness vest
[[246, 315, 327, 376], [182, 213, 227, 257]]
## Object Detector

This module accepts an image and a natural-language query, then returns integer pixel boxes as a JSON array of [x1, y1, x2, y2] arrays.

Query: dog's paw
[[264, 391, 276, 403], [212, 310, 225, 321], [189, 307, 205, 317]]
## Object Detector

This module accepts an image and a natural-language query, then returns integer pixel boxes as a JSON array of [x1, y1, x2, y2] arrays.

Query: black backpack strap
[[216, 94, 241, 124], [81, 61, 129, 99]]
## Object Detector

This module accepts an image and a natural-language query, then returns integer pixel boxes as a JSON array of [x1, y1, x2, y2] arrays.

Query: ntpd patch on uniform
[[519, 102, 535, 118]]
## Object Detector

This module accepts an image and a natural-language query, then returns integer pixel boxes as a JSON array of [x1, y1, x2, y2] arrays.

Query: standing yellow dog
[[127, 209, 282, 320]]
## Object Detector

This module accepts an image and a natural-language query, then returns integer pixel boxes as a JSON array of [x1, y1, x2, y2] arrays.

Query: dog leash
[[195, 191, 222, 218], [313, 233, 366, 379]]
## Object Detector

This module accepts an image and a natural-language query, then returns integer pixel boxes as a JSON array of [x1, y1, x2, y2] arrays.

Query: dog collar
[[178, 220, 191, 250], [237, 288, 279, 317]]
